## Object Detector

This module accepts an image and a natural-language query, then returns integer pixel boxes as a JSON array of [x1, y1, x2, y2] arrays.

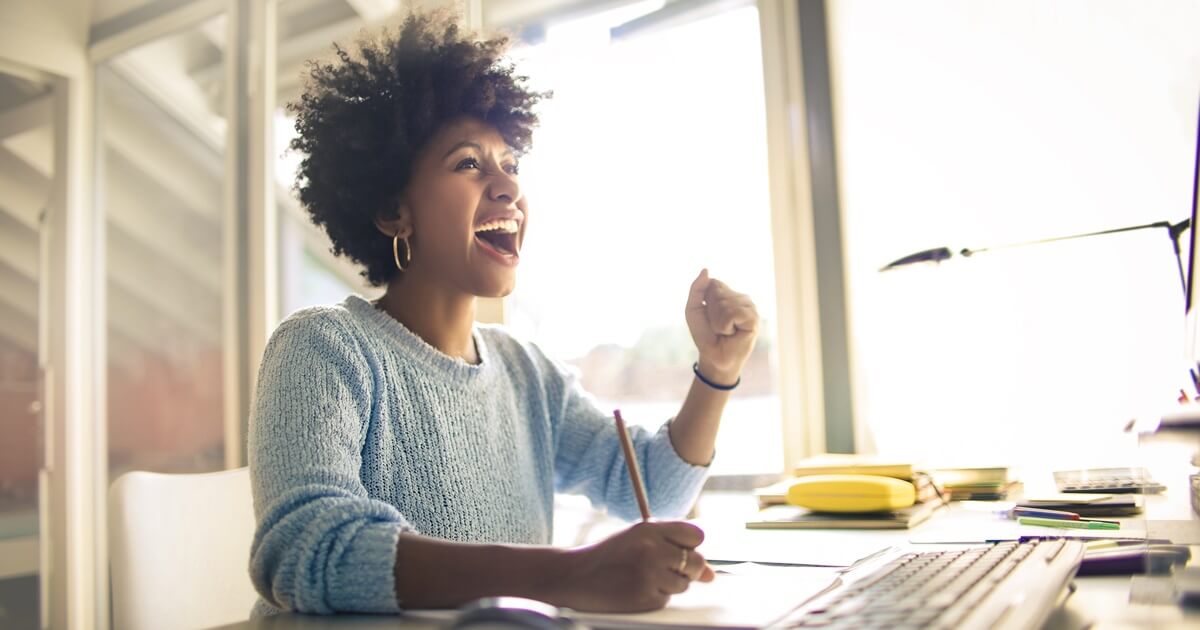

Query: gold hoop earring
[[392, 232, 411, 272]]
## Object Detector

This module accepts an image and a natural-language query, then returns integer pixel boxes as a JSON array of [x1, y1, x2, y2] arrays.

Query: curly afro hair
[[289, 10, 549, 286]]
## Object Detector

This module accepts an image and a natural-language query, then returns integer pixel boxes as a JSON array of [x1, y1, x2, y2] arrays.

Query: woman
[[248, 10, 760, 616]]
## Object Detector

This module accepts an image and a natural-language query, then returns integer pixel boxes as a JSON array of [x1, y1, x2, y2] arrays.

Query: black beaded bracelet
[[693, 362, 740, 391]]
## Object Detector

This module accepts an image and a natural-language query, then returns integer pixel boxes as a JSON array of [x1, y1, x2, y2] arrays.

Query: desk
[[211, 493, 1200, 630]]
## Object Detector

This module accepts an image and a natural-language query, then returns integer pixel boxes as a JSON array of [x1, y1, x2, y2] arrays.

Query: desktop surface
[[210, 492, 1200, 630]]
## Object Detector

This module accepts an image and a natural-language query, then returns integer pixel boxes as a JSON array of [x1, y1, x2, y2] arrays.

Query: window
[[507, 2, 783, 475], [275, 0, 374, 317], [97, 15, 230, 478], [0, 67, 51, 623], [831, 1, 1200, 469]]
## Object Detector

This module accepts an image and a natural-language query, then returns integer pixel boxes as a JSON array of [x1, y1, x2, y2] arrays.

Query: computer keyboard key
[[1040, 538, 1065, 561]]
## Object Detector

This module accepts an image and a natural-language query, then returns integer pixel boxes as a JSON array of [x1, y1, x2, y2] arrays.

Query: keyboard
[[769, 539, 1086, 630], [1054, 467, 1166, 494]]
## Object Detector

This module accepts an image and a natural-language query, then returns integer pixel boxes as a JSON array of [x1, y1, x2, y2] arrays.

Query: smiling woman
[[287, 16, 544, 289], [371, 118, 530, 308], [247, 8, 761, 618]]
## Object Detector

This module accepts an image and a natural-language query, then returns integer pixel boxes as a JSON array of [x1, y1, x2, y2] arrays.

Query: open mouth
[[474, 218, 520, 257]]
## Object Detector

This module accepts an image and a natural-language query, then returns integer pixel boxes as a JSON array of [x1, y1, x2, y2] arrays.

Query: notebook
[[1017, 494, 1143, 517], [745, 499, 944, 530]]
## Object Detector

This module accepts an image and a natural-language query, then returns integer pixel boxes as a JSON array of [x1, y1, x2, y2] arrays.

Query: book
[[931, 467, 1018, 501], [1017, 494, 1143, 517], [945, 481, 1022, 501], [793, 454, 916, 480], [931, 467, 1010, 486], [745, 499, 944, 530]]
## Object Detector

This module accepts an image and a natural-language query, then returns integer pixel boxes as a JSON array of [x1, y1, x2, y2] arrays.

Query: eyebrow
[[441, 140, 515, 161]]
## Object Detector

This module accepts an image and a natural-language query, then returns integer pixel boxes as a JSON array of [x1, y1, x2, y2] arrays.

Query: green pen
[[1018, 516, 1120, 530]]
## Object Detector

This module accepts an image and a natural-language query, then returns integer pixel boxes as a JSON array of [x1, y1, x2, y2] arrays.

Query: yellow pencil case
[[786, 474, 917, 513]]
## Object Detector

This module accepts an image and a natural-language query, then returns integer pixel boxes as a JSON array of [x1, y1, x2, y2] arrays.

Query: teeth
[[474, 219, 519, 234]]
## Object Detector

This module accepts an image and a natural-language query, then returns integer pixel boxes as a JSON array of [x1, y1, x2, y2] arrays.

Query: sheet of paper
[[576, 566, 841, 629], [399, 567, 840, 630]]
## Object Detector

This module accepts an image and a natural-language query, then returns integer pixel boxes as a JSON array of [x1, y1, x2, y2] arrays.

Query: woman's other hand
[[557, 521, 715, 612], [685, 269, 759, 385]]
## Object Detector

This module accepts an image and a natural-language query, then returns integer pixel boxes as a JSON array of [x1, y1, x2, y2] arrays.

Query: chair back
[[109, 467, 258, 630]]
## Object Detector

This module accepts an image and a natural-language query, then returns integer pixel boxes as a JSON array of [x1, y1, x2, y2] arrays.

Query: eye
[[455, 156, 480, 171], [504, 162, 520, 176]]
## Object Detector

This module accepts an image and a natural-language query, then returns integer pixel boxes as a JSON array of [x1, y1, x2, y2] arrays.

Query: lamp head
[[879, 247, 953, 272]]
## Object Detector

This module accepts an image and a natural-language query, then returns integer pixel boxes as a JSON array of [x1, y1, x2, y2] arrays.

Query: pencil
[[613, 409, 652, 522]]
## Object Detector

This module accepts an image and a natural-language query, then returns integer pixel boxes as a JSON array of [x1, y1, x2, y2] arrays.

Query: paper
[[576, 566, 840, 629], [398, 567, 840, 630]]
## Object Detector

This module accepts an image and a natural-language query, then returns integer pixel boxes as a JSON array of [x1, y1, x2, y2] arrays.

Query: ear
[[374, 202, 413, 239]]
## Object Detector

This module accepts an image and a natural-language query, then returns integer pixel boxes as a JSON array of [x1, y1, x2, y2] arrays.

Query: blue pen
[[996, 506, 1079, 520]]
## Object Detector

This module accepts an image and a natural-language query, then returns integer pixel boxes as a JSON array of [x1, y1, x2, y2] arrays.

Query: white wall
[[830, 0, 1200, 470]]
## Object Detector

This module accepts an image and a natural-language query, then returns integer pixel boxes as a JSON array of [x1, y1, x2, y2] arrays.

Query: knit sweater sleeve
[[544, 354, 710, 521], [248, 313, 412, 614]]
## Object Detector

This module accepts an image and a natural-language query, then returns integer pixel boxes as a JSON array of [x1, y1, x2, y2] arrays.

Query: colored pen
[[1018, 516, 1120, 530], [1012, 506, 1081, 520]]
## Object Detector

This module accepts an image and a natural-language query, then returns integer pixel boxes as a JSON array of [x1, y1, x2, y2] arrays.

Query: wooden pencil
[[613, 409, 651, 521]]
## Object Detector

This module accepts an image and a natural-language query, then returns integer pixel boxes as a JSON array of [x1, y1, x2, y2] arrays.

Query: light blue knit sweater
[[247, 295, 710, 615]]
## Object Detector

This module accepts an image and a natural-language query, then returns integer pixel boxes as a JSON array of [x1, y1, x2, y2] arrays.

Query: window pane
[[509, 5, 783, 475], [98, 16, 229, 478], [832, 1, 1200, 469], [275, 0, 371, 315], [0, 68, 50, 629]]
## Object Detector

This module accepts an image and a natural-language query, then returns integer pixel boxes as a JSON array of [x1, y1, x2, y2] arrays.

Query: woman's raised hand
[[685, 269, 759, 385]]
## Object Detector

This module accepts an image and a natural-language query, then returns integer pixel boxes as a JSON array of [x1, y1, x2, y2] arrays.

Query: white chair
[[109, 467, 259, 630]]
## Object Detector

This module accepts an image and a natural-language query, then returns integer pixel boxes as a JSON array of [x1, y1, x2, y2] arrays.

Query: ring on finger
[[677, 548, 688, 574]]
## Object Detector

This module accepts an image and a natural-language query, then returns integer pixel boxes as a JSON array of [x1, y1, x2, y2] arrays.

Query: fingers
[[654, 522, 712, 584], [670, 548, 711, 581], [703, 277, 741, 303], [686, 268, 711, 312], [656, 521, 706, 549], [708, 302, 759, 336], [660, 570, 691, 595], [694, 276, 759, 336]]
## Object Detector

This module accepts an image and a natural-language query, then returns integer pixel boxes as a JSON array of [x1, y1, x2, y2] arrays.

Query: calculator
[[1054, 468, 1166, 494]]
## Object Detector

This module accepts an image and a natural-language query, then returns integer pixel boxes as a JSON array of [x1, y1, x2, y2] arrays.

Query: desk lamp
[[880, 219, 1191, 300]]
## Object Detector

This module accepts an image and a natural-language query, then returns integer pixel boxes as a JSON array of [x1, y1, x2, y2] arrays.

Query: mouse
[[450, 597, 588, 630]]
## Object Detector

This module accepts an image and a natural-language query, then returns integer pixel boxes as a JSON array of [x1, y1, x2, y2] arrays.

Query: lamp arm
[[960, 219, 1190, 301]]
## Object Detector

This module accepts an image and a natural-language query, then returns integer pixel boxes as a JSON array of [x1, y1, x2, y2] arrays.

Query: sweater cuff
[[327, 522, 404, 613], [644, 421, 711, 518]]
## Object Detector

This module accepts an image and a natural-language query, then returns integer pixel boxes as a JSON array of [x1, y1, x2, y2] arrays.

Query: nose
[[487, 169, 521, 205]]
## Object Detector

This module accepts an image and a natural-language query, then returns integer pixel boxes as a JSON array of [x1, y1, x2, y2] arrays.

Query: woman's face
[[400, 117, 527, 298]]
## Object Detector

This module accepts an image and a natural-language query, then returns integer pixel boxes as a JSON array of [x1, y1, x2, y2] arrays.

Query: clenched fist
[[685, 269, 759, 385]]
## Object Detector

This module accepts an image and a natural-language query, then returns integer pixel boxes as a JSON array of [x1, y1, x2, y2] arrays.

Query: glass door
[[0, 66, 53, 630]]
